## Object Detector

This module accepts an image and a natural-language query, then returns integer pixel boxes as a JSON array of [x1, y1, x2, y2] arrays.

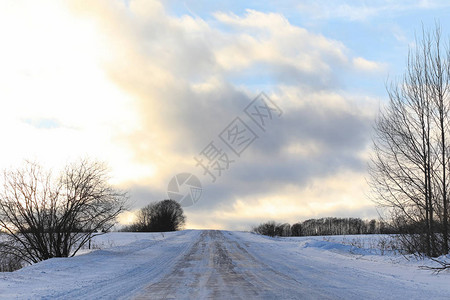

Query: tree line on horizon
[[252, 218, 394, 238]]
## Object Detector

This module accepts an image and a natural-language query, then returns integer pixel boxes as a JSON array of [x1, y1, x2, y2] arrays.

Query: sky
[[1, 0, 450, 230]]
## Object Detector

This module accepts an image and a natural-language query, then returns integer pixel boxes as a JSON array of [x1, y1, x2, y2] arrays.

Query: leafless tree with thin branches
[[125, 199, 185, 232], [0, 159, 127, 265], [369, 24, 450, 258]]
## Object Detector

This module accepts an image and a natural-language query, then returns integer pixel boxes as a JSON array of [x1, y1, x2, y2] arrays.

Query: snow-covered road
[[1, 230, 450, 299], [135, 230, 313, 299]]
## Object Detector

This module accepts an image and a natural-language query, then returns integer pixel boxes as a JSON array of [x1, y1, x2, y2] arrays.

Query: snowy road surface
[[1, 230, 450, 299]]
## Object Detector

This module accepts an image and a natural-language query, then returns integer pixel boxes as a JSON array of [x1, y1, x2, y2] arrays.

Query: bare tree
[[252, 221, 291, 237], [369, 25, 450, 257], [252, 221, 279, 237], [128, 199, 186, 232], [0, 160, 127, 265], [429, 28, 450, 254]]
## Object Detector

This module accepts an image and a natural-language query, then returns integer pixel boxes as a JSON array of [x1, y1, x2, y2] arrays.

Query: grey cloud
[[122, 85, 372, 213]]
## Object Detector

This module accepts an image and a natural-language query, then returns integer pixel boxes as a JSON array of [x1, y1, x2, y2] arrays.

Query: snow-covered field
[[1, 230, 449, 299]]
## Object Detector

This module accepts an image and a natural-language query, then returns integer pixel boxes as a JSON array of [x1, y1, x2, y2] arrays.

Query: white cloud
[[353, 57, 386, 72], [213, 9, 348, 81]]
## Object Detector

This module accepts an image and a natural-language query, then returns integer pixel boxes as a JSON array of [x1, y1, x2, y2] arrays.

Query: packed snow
[[1, 230, 449, 299]]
